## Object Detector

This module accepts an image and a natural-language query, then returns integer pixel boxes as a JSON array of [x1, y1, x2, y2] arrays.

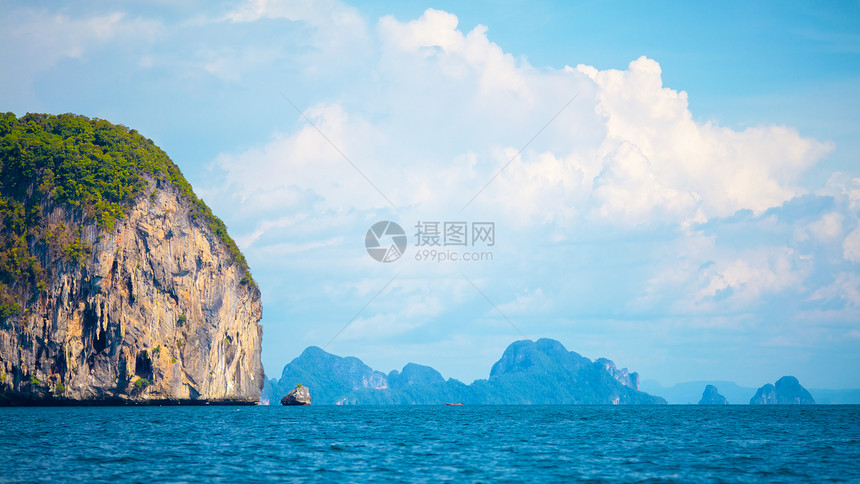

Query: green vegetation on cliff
[[0, 112, 255, 315]]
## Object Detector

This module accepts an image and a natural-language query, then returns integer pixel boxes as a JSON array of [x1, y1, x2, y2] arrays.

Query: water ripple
[[0, 405, 858, 482]]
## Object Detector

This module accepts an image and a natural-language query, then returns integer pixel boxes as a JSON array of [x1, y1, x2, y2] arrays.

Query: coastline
[[0, 395, 258, 407]]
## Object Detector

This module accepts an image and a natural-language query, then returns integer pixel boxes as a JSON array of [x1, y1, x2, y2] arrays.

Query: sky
[[2, 0, 859, 389]]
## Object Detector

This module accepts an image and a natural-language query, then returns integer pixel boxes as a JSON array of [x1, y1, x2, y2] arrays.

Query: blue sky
[[3, 0, 860, 388]]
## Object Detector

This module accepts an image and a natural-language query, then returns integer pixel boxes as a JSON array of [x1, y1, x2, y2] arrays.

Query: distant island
[[750, 376, 815, 405], [263, 338, 666, 405], [642, 380, 859, 404], [263, 340, 858, 405], [698, 385, 728, 405], [0, 113, 263, 405]]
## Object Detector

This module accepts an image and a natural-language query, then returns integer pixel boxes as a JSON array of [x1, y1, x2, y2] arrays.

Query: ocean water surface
[[1, 405, 858, 482]]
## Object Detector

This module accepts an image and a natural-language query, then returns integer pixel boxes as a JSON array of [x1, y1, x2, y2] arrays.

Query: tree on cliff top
[[0, 112, 256, 315]]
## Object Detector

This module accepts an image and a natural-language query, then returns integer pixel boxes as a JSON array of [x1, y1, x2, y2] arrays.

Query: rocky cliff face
[[595, 357, 640, 391], [750, 384, 778, 404], [0, 180, 263, 404]]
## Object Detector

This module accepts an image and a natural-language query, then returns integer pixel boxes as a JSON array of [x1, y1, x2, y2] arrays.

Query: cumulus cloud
[[378, 9, 532, 101], [638, 240, 806, 314], [808, 212, 844, 242], [203, 7, 852, 348], [578, 57, 833, 222], [695, 248, 802, 304], [212, 8, 833, 242], [591, 140, 700, 224]]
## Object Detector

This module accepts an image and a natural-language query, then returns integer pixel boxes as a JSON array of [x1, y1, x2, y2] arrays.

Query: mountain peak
[[489, 338, 591, 380], [534, 338, 570, 355]]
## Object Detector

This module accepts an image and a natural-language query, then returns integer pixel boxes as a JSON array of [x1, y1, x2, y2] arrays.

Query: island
[[263, 338, 666, 405], [750, 376, 815, 405], [0, 113, 263, 405], [698, 384, 728, 405]]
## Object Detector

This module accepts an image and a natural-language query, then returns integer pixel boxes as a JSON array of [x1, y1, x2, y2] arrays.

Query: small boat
[[444, 402, 463, 406]]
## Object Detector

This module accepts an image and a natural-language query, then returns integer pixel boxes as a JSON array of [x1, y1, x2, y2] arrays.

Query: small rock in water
[[281, 385, 311, 406]]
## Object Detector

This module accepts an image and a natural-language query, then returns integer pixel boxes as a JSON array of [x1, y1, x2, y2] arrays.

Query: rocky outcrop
[[264, 346, 388, 405], [750, 376, 815, 405], [698, 385, 728, 405], [595, 358, 640, 390], [0, 117, 263, 405], [281, 385, 311, 406]]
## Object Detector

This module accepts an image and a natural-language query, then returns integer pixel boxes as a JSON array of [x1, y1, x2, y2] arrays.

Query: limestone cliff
[[698, 384, 728, 405], [0, 113, 263, 404], [264, 339, 666, 405], [750, 376, 815, 405]]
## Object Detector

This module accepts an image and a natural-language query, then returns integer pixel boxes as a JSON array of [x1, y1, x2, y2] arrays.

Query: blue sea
[[2, 405, 859, 482]]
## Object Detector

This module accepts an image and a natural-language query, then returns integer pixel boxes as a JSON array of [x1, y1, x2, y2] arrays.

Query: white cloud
[[844, 228, 860, 262], [0, 8, 161, 98], [578, 56, 833, 221], [378, 9, 531, 100], [212, 9, 833, 243], [822, 173, 860, 211], [637, 233, 808, 314], [807, 212, 845, 242], [591, 140, 700, 224], [695, 248, 801, 304], [203, 7, 849, 341], [225, 0, 368, 55], [809, 272, 860, 307], [212, 102, 387, 217]]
